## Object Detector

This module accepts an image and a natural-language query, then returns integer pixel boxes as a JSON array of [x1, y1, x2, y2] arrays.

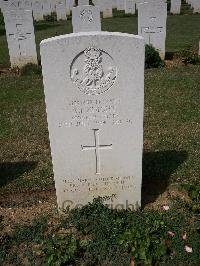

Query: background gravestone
[[192, 0, 200, 13], [138, 0, 167, 59], [117, 0, 125, 10], [32, 0, 44, 21], [112, 0, 118, 9], [136, 0, 145, 10], [1, 0, 19, 12], [102, 0, 113, 18], [18, 0, 32, 10], [72, 5, 101, 32], [125, 0, 136, 14], [41, 32, 144, 210], [170, 0, 181, 14], [4, 9, 38, 68], [43, 0, 52, 16], [66, 0, 74, 15], [78, 0, 89, 6], [56, 0, 67, 21], [50, 0, 56, 12], [93, 0, 104, 12]]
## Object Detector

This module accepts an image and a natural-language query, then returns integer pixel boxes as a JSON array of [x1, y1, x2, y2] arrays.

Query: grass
[[0, 73, 54, 193], [0, 198, 199, 265]]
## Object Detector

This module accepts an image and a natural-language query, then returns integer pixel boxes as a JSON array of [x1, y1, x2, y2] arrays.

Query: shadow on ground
[[0, 161, 37, 188], [142, 150, 188, 207]]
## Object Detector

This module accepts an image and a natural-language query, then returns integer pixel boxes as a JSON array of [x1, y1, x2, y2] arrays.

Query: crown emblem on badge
[[70, 47, 117, 95]]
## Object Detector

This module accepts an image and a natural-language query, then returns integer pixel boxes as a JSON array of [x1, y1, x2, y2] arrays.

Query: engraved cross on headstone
[[81, 129, 112, 175], [142, 16, 163, 35], [9, 24, 31, 56], [9, 24, 31, 41], [141, 26, 163, 44]]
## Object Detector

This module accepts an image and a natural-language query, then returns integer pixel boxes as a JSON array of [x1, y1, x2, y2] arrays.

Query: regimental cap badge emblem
[[70, 47, 117, 95], [80, 9, 93, 22]]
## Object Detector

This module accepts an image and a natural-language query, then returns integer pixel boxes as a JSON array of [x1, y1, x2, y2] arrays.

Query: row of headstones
[[0, 0, 139, 22], [0, 0, 74, 21], [0, 0, 168, 68], [2, 0, 199, 22], [1, 0, 199, 23]]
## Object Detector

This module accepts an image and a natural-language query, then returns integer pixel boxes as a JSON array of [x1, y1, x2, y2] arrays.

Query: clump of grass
[[182, 182, 200, 213], [1, 197, 200, 265], [145, 44, 165, 69], [20, 63, 42, 76], [179, 46, 200, 65]]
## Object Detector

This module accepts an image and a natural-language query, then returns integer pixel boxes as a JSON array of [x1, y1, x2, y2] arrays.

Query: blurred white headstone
[[138, 0, 167, 59], [72, 5, 101, 32], [56, 0, 67, 20], [32, 0, 44, 21], [4, 9, 38, 68], [170, 0, 181, 14], [125, 0, 135, 14]]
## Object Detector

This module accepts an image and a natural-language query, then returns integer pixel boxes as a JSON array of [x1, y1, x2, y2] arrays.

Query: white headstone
[[1, 0, 19, 11], [102, 0, 113, 18], [136, 0, 145, 10], [112, 0, 118, 9], [56, 0, 67, 20], [40, 32, 144, 211], [138, 0, 167, 59], [50, 0, 56, 12], [32, 0, 44, 21], [66, 0, 73, 15], [125, 0, 135, 14], [78, 0, 89, 6], [117, 0, 125, 10], [192, 0, 200, 13], [43, 0, 52, 16], [170, 0, 181, 14], [18, 0, 32, 10], [4, 9, 37, 68], [93, 0, 104, 11], [72, 5, 101, 32]]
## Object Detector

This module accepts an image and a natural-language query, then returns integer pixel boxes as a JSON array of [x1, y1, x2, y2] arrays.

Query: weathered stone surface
[[102, 0, 113, 18], [117, 0, 125, 10], [66, 0, 74, 15], [32, 0, 44, 21], [43, 0, 52, 16], [192, 0, 200, 13], [4, 9, 38, 68], [40, 32, 144, 210], [170, 0, 181, 14], [138, 0, 167, 59], [125, 0, 135, 14], [56, 0, 67, 21], [78, 0, 89, 6], [72, 5, 101, 32]]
